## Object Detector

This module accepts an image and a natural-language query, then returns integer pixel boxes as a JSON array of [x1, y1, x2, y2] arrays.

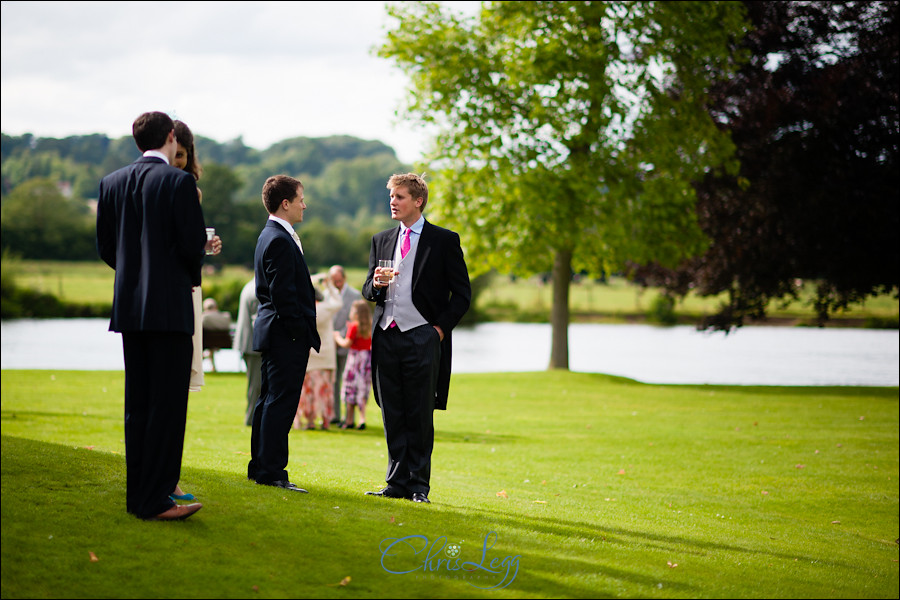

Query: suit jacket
[[363, 219, 471, 410], [96, 156, 206, 334], [252, 220, 321, 353]]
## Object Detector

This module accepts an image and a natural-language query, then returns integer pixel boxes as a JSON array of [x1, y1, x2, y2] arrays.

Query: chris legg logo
[[379, 531, 520, 589]]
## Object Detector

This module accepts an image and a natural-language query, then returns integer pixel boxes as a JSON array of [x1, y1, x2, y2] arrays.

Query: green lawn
[[2, 369, 897, 598]]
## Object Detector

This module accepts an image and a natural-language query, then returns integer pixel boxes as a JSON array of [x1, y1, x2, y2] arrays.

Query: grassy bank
[[5, 259, 898, 326], [2, 369, 897, 598]]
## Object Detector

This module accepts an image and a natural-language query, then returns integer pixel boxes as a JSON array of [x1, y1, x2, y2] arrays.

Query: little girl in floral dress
[[333, 300, 372, 430]]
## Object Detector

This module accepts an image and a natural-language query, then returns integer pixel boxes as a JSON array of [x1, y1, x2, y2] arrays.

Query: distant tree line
[[1, 132, 407, 271]]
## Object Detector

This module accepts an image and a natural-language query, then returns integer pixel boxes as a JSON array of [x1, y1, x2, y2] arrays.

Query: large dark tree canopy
[[634, 0, 899, 328]]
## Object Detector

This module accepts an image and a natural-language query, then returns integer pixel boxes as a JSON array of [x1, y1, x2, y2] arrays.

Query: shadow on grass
[[3, 434, 702, 599], [442, 502, 864, 573], [6, 430, 894, 599], [435, 430, 520, 445], [1, 409, 119, 422]]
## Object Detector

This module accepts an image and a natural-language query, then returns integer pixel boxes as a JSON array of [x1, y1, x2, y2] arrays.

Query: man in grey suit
[[329, 264, 361, 425], [234, 277, 261, 426], [96, 111, 206, 521]]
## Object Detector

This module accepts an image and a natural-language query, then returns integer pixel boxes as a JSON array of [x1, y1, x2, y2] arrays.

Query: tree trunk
[[548, 249, 571, 370]]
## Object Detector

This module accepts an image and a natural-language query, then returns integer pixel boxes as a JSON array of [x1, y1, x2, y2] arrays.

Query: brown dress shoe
[[147, 502, 203, 521]]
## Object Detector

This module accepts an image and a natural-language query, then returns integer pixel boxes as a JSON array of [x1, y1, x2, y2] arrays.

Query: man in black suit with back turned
[[363, 173, 471, 503], [96, 111, 206, 521], [248, 175, 320, 493]]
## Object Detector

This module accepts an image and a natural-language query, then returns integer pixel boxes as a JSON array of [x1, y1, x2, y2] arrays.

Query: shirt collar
[[268, 215, 297, 238], [143, 150, 170, 164], [402, 216, 425, 236]]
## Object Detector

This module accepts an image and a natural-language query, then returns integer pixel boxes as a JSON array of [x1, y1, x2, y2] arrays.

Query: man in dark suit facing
[[363, 173, 471, 503], [248, 175, 321, 493], [96, 111, 206, 521]]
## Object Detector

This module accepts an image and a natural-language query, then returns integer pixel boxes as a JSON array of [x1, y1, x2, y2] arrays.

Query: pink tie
[[389, 228, 411, 330], [401, 228, 411, 259]]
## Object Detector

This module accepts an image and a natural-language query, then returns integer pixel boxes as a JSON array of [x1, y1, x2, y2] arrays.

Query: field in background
[[7, 259, 898, 326]]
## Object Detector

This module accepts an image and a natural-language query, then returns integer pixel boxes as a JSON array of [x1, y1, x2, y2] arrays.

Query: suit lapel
[[412, 220, 432, 291], [382, 227, 400, 261]]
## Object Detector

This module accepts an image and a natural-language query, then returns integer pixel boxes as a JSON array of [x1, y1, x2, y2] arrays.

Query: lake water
[[2, 319, 897, 387]]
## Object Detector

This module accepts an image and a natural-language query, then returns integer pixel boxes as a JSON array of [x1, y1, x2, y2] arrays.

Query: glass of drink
[[205, 228, 216, 255], [378, 259, 395, 303]]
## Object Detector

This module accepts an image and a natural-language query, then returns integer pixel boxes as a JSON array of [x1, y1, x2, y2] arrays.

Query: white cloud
[[1, 0, 479, 164]]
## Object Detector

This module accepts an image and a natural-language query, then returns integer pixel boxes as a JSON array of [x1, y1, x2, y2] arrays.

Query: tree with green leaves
[[631, 1, 899, 329], [379, 0, 748, 368], [0, 178, 96, 260]]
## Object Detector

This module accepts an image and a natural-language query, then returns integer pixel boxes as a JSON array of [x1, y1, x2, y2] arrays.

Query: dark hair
[[261, 175, 303, 214], [387, 173, 429, 211], [132, 111, 174, 153], [174, 120, 203, 181]]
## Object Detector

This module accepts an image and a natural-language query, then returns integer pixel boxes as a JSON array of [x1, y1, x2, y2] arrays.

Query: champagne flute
[[378, 259, 395, 304], [377, 259, 395, 284]]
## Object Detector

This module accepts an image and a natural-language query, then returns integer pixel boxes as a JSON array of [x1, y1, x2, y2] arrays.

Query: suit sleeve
[[96, 178, 117, 269], [435, 230, 471, 334], [172, 174, 206, 287], [362, 234, 385, 303]]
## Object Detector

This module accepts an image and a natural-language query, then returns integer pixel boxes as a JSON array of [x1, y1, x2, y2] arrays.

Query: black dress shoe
[[258, 480, 308, 493], [365, 486, 410, 499], [411, 492, 430, 503]]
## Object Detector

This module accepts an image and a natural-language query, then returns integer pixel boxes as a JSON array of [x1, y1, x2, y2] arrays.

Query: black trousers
[[374, 324, 441, 495], [121, 331, 192, 519], [249, 340, 310, 483]]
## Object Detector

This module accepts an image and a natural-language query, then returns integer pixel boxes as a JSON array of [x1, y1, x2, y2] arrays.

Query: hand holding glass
[[205, 228, 216, 255], [377, 260, 395, 287], [377, 259, 396, 305]]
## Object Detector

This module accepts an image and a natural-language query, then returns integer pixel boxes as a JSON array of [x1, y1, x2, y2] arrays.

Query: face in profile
[[284, 187, 307, 224], [389, 185, 422, 225]]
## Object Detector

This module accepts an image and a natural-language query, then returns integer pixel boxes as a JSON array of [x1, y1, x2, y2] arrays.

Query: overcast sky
[[1, 1, 480, 164]]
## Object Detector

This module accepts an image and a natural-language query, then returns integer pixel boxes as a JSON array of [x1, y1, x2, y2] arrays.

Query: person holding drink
[[170, 119, 220, 502], [362, 173, 471, 504]]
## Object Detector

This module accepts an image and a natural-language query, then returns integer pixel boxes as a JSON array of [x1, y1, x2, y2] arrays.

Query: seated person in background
[[202, 297, 232, 372]]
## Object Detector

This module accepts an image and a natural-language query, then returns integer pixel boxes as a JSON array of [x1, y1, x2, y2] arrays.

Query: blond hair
[[387, 173, 428, 211]]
